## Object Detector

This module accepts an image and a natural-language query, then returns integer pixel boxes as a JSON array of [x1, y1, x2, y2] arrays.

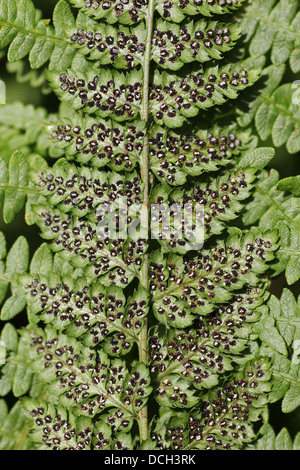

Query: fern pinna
[[0, 0, 299, 452]]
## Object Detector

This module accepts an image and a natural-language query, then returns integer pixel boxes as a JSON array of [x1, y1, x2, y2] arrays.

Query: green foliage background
[[0, 1, 59, 252], [0, 0, 299, 450]]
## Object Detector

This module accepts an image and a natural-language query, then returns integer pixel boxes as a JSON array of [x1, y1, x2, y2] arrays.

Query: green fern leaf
[[0, 400, 34, 450], [255, 83, 300, 154], [247, 424, 300, 451], [150, 287, 269, 401], [259, 290, 300, 413], [243, 170, 300, 285], [21, 398, 95, 450], [23, 326, 152, 423], [0, 0, 77, 70], [0, 150, 28, 224], [48, 112, 145, 170], [150, 65, 260, 128], [0, 235, 29, 321], [240, 0, 300, 68]]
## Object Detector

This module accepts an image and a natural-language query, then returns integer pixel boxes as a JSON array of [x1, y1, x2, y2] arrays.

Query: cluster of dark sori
[[22, 276, 146, 350], [94, 432, 131, 450], [50, 120, 145, 170], [55, 67, 253, 127], [27, 328, 152, 424], [70, 0, 244, 24], [71, 0, 149, 23], [149, 127, 247, 183], [151, 359, 270, 451], [151, 169, 255, 253], [94, 428, 134, 450], [151, 329, 228, 406], [34, 207, 147, 285], [150, 414, 191, 450], [149, 68, 250, 125], [58, 72, 143, 121], [157, 0, 244, 20], [70, 27, 146, 69], [149, 287, 266, 391], [187, 362, 271, 450], [156, 377, 197, 409], [152, 23, 237, 69], [149, 231, 277, 324], [94, 430, 111, 450], [69, 22, 236, 70], [35, 163, 143, 219], [25, 401, 93, 450]]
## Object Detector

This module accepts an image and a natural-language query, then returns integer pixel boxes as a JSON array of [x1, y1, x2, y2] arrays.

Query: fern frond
[[0, 0, 243, 75], [150, 64, 259, 128], [268, 288, 300, 351], [69, 0, 246, 25], [236, 63, 285, 127], [235, 0, 300, 154], [48, 111, 145, 170], [20, 270, 148, 352], [0, 0, 78, 70], [155, 0, 247, 22], [260, 289, 300, 414], [48, 61, 259, 128], [0, 103, 60, 160], [0, 150, 29, 224], [149, 124, 255, 185], [48, 66, 143, 121], [48, 111, 255, 184], [0, 235, 30, 321], [150, 167, 257, 252], [29, 159, 144, 218], [240, 0, 300, 70], [247, 424, 300, 450], [31, 205, 147, 286], [243, 170, 300, 285], [150, 287, 268, 401], [0, 322, 43, 397], [70, 18, 146, 69], [25, 159, 147, 286], [21, 398, 95, 450], [67, 17, 240, 71], [254, 83, 300, 154], [0, 0, 298, 452], [22, 326, 152, 424], [277, 176, 300, 197], [149, 228, 278, 327], [268, 351, 300, 413], [151, 358, 272, 450], [22, 396, 142, 449], [0, 103, 48, 157]]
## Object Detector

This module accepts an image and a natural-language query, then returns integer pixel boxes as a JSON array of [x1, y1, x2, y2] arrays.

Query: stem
[[138, 0, 155, 443]]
